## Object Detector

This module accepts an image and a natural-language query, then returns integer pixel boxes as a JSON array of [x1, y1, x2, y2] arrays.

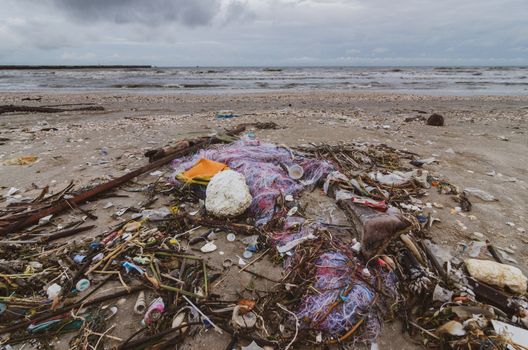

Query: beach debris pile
[[0, 123, 527, 349]]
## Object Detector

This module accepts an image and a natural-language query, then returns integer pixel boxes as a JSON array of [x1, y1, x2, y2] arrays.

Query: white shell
[[287, 207, 298, 216], [200, 241, 217, 253], [437, 320, 466, 336], [172, 312, 186, 329]]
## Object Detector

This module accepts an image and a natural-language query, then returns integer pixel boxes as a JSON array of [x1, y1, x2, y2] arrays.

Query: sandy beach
[[1, 91, 528, 349]]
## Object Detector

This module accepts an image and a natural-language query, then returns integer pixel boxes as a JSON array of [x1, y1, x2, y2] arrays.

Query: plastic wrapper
[[270, 223, 318, 253], [464, 187, 497, 201]]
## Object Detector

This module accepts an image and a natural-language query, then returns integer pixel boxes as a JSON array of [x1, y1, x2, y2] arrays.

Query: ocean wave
[[110, 83, 224, 89]]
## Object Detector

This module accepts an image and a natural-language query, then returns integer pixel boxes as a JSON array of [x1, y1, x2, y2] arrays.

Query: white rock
[[205, 170, 252, 217], [465, 259, 527, 295]]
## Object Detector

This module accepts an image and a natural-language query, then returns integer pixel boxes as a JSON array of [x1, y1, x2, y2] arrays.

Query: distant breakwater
[[0, 65, 152, 70]]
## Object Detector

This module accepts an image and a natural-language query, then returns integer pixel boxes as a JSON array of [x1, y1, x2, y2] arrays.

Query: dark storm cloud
[[1, 0, 527, 65], [52, 0, 223, 27]]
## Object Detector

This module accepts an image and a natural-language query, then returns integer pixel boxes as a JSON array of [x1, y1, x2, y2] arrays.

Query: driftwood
[[0, 105, 104, 115], [40, 225, 96, 243]]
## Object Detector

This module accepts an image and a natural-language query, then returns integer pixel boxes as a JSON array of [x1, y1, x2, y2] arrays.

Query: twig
[[408, 321, 440, 340], [239, 248, 270, 273], [277, 303, 299, 350], [93, 324, 116, 349], [88, 330, 122, 341], [93, 270, 131, 292]]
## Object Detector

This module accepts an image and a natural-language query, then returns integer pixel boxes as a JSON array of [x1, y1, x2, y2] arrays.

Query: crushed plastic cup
[[46, 283, 62, 300], [122, 261, 145, 275], [246, 244, 258, 252], [287, 164, 304, 180], [73, 255, 86, 264]]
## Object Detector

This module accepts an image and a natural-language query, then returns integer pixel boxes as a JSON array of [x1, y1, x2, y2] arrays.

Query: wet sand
[[1, 91, 527, 349]]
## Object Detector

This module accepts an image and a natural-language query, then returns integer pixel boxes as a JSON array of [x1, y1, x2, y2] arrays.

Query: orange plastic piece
[[177, 158, 229, 184]]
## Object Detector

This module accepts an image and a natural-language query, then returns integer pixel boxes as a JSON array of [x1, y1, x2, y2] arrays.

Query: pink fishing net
[[296, 251, 398, 340], [171, 136, 333, 226]]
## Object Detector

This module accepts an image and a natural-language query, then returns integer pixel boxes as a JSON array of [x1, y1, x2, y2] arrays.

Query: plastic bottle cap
[[76, 279, 90, 292], [226, 233, 236, 242]]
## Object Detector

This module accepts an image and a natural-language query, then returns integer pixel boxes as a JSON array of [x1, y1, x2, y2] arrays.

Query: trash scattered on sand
[[0, 123, 526, 349]]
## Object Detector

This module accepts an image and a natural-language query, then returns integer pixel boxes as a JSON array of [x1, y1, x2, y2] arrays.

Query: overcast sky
[[1, 0, 527, 66]]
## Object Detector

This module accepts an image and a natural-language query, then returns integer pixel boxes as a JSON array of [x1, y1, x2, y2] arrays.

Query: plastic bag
[[464, 188, 497, 201]]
